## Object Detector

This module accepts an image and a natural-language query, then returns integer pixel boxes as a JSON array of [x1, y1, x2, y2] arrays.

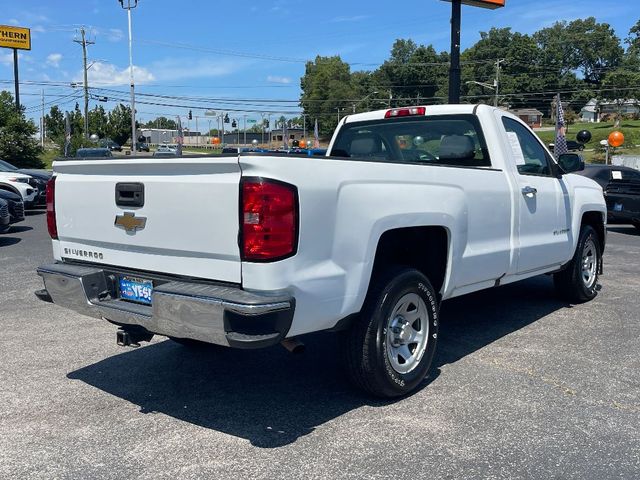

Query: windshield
[[330, 115, 491, 168], [0, 160, 18, 171]]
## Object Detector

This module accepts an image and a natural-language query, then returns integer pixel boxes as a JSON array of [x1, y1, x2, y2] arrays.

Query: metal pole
[[41, 89, 45, 147], [243, 115, 247, 147], [494, 59, 504, 107], [268, 113, 271, 149], [12, 49, 20, 110], [303, 113, 307, 139], [195, 116, 198, 146], [448, 0, 462, 104], [74, 27, 95, 139], [127, 6, 136, 153]]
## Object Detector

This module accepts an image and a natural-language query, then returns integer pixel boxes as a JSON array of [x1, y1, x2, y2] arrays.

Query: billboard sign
[[0, 25, 31, 50], [442, 0, 504, 9]]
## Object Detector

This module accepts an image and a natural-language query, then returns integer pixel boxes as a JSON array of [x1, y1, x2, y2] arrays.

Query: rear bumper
[[36, 263, 295, 349]]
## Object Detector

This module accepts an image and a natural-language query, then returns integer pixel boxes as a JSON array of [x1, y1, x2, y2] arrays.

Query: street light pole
[[119, 0, 138, 153]]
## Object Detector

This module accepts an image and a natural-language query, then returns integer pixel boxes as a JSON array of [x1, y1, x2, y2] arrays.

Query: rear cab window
[[329, 115, 492, 168]]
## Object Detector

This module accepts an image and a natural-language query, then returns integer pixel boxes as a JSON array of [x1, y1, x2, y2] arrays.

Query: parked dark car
[[0, 189, 25, 226], [136, 142, 150, 152], [548, 140, 585, 152], [0, 198, 10, 233], [577, 165, 640, 230], [75, 148, 113, 158], [99, 140, 122, 152], [0, 159, 51, 207]]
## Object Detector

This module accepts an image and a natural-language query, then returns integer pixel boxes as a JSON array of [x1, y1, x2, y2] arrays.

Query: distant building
[[271, 127, 305, 144], [580, 98, 640, 123], [509, 108, 543, 128]]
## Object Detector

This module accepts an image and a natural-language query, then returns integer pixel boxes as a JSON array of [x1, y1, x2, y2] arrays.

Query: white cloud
[[150, 58, 240, 82], [46, 53, 63, 68], [331, 15, 370, 23], [267, 75, 292, 84], [107, 28, 124, 42], [0, 52, 13, 66], [82, 62, 155, 86]]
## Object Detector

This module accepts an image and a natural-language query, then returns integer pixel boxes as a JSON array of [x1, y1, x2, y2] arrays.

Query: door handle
[[521, 186, 537, 196]]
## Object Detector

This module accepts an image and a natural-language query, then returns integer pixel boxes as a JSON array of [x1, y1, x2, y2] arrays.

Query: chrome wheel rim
[[385, 293, 429, 375], [581, 238, 598, 289]]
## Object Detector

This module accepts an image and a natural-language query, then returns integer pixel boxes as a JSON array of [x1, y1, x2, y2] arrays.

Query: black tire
[[553, 225, 600, 303], [633, 221, 640, 232], [343, 267, 439, 398]]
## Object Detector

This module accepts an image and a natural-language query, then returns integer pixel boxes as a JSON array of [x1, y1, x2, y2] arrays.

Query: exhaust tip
[[281, 337, 305, 354]]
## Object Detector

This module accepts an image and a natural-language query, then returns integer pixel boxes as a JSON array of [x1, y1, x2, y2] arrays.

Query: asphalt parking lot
[[1, 213, 639, 479]]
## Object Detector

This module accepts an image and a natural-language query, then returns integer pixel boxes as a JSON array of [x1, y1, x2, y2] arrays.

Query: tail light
[[241, 178, 298, 261], [46, 177, 58, 239], [385, 106, 426, 118]]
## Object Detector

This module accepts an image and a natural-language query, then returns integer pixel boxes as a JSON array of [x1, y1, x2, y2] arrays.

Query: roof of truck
[[343, 104, 488, 124]]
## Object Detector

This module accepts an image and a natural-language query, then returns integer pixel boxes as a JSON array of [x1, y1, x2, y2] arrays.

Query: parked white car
[[0, 171, 37, 207]]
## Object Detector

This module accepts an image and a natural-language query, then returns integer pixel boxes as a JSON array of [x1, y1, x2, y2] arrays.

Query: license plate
[[119, 276, 153, 305]]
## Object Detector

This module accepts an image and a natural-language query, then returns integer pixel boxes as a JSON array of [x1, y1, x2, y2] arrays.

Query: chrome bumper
[[36, 263, 295, 349]]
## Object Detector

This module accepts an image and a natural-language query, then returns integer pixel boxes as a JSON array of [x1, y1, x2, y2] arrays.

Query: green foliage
[[0, 91, 43, 168], [143, 116, 177, 130], [106, 104, 133, 146], [300, 55, 355, 137]]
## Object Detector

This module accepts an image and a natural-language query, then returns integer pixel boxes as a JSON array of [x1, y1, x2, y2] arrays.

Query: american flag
[[64, 112, 71, 157], [175, 115, 183, 156], [313, 119, 320, 149], [554, 94, 569, 156]]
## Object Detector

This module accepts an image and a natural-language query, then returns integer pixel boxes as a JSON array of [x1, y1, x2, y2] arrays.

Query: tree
[[88, 105, 108, 139], [300, 55, 355, 137], [106, 104, 132, 146], [626, 19, 640, 54], [0, 91, 42, 168], [45, 105, 65, 139], [375, 39, 449, 107], [143, 116, 177, 130]]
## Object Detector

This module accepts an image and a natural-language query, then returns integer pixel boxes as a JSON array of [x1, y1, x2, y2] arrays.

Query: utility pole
[[494, 58, 505, 107], [448, 0, 462, 104], [41, 89, 45, 147], [73, 27, 95, 139]]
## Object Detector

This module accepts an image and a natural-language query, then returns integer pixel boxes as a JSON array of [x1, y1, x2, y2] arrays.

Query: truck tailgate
[[52, 157, 242, 283]]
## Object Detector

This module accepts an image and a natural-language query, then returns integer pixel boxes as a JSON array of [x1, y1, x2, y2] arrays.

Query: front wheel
[[553, 225, 600, 303], [343, 267, 439, 398]]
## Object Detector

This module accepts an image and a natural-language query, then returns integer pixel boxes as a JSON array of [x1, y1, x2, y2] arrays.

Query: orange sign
[[442, 0, 505, 9]]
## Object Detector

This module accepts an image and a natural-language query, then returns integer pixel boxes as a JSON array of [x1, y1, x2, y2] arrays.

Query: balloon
[[608, 131, 624, 148], [212, 137, 221, 145], [576, 130, 592, 144]]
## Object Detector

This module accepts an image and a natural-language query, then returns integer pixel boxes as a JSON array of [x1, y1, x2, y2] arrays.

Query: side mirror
[[557, 153, 584, 174]]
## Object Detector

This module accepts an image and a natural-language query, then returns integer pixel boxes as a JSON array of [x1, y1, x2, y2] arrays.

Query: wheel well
[[371, 226, 449, 297], [581, 211, 606, 251], [0, 184, 20, 196]]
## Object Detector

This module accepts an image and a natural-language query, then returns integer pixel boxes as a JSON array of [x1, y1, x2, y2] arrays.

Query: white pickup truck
[[36, 104, 606, 397]]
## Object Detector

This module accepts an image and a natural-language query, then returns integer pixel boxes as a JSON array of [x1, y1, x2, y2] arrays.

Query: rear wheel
[[554, 225, 600, 303], [343, 267, 439, 398]]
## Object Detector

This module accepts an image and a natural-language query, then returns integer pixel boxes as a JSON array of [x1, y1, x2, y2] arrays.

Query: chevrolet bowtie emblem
[[114, 212, 147, 233]]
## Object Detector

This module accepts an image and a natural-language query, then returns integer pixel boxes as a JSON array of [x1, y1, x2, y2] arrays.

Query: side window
[[502, 117, 552, 176]]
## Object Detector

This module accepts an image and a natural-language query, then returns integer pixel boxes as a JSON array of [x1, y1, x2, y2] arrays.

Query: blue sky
[[2, 0, 639, 126]]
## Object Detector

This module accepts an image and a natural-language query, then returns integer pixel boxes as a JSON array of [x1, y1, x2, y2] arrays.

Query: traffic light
[[264, 119, 269, 128], [231, 120, 237, 128], [188, 110, 192, 120], [224, 114, 230, 123]]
